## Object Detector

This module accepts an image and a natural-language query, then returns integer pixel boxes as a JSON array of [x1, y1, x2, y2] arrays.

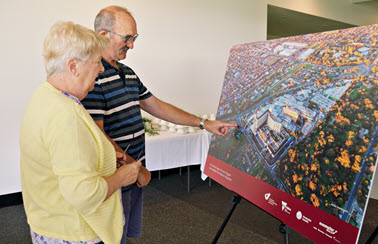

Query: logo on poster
[[296, 211, 302, 220], [296, 211, 312, 223], [281, 201, 291, 214], [264, 193, 277, 206], [319, 222, 338, 235]]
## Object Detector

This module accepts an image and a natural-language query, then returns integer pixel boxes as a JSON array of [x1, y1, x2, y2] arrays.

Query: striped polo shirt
[[82, 59, 152, 166]]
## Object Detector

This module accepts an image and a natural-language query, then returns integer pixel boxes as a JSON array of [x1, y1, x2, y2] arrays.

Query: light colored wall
[[268, 0, 378, 26], [2, 0, 377, 200], [0, 0, 267, 195], [268, 0, 378, 200]]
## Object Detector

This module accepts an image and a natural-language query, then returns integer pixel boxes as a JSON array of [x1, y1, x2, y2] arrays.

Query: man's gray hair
[[94, 6, 133, 32]]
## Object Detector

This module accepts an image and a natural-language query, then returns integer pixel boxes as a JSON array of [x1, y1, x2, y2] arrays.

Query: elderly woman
[[20, 21, 141, 244]]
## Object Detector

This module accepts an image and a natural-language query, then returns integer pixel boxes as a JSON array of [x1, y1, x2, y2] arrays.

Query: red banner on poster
[[205, 155, 360, 243]]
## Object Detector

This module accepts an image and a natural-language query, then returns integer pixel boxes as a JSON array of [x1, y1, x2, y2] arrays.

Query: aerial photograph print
[[208, 24, 378, 232]]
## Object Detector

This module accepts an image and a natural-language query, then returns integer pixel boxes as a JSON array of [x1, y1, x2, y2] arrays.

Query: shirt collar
[[101, 58, 113, 69]]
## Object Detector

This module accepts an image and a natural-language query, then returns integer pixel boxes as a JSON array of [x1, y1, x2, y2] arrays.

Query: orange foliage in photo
[[335, 112, 350, 125], [311, 164, 317, 172], [288, 149, 296, 163], [327, 135, 335, 143], [337, 150, 351, 168], [373, 110, 378, 121], [295, 184, 303, 196], [309, 181, 316, 191], [364, 98, 374, 110], [292, 173, 298, 183], [343, 182, 348, 191], [352, 155, 361, 172], [310, 194, 320, 208]]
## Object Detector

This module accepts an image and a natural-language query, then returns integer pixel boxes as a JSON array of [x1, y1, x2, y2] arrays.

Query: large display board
[[204, 25, 378, 244]]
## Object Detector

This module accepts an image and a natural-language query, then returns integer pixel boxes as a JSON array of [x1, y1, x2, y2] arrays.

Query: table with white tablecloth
[[145, 130, 211, 190]]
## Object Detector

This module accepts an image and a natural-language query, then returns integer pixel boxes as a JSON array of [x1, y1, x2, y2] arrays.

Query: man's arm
[[94, 120, 151, 187], [94, 121, 126, 154], [140, 95, 237, 136]]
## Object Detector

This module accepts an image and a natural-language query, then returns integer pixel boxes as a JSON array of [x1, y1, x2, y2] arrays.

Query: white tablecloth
[[145, 130, 211, 173]]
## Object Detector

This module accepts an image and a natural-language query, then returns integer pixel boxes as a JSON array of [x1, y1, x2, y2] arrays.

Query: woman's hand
[[104, 161, 141, 200], [115, 151, 127, 168], [116, 161, 141, 187]]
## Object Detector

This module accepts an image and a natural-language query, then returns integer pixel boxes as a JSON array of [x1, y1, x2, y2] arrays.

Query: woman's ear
[[66, 58, 80, 77]]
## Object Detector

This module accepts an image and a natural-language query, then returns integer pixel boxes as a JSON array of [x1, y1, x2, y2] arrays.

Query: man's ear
[[99, 29, 109, 37], [66, 58, 80, 77]]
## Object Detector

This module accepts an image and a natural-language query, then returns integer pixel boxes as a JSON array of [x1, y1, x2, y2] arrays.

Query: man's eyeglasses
[[105, 30, 138, 43]]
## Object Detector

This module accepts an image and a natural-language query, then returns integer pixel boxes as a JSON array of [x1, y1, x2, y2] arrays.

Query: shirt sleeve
[[119, 63, 152, 101], [137, 76, 152, 100], [81, 83, 106, 121], [45, 108, 108, 216]]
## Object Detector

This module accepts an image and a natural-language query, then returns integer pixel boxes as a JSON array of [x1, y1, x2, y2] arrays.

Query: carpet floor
[[0, 166, 377, 244]]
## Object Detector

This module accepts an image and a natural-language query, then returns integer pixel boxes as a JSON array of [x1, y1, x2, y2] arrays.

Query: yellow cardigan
[[20, 82, 123, 244]]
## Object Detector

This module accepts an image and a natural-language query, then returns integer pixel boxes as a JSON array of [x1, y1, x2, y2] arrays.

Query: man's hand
[[116, 161, 141, 187], [204, 120, 238, 136], [136, 166, 151, 187]]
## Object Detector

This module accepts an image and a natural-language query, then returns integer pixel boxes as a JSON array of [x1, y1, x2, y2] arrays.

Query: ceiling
[[267, 5, 362, 40]]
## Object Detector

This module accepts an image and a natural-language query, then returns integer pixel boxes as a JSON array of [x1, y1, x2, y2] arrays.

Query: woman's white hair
[[43, 21, 109, 77]]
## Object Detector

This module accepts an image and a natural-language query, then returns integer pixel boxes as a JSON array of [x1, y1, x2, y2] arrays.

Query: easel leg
[[279, 223, 291, 244], [212, 195, 242, 244], [187, 166, 190, 192], [366, 225, 378, 244]]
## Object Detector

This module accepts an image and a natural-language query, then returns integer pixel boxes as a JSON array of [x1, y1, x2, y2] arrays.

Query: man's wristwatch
[[199, 118, 207, 130]]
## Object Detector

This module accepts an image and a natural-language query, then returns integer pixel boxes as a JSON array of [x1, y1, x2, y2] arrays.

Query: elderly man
[[81, 5, 237, 243]]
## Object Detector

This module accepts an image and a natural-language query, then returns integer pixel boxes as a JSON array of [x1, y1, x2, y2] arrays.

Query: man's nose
[[126, 41, 134, 49]]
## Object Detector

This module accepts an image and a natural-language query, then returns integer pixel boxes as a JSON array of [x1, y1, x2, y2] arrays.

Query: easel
[[212, 194, 378, 244], [212, 194, 292, 244], [212, 195, 242, 244], [365, 225, 377, 244]]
